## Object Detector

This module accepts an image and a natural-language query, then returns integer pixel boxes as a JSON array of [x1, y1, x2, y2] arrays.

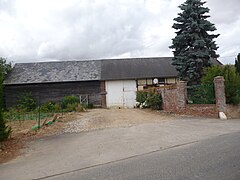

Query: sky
[[0, 0, 239, 64]]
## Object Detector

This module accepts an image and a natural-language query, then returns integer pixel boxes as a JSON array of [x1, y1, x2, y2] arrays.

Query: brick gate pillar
[[214, 76, 226, 113], [177, 81, 187, 110]]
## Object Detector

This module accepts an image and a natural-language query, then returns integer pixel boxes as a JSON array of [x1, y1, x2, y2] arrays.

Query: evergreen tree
[[0, 58, 11, 141], [170, 0, 219, 85], [235, 53, 240, 74]]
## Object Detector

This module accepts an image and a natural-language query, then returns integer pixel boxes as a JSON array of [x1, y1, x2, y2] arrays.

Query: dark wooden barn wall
[[5, 81, 102, 108]]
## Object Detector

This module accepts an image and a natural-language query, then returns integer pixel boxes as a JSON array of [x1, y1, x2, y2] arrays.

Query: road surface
[[37, 132, 240, 180]]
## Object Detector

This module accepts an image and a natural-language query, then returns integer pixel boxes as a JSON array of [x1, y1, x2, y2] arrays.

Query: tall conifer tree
[[170, 0, 219, 84]]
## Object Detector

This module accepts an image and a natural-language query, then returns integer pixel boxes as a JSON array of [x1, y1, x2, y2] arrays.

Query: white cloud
[[0, 0, 239, 64]]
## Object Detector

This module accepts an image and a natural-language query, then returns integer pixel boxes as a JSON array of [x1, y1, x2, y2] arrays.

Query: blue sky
[[0, 0, 239, 64]]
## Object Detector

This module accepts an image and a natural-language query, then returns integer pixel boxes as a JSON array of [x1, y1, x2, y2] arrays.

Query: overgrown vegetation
[[0, 58, 12, 141], [202, 65, 240, 105], [5, 94, 93, 122], [17, 92, 37, 111], [187, 84, 215, 104], [169, 0, 219, 85], [136, 90, 162, 110], [62, 95, 80, 109]]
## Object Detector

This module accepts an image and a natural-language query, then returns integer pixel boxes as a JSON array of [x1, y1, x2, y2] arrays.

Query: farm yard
[[0, 108, 177, 163]]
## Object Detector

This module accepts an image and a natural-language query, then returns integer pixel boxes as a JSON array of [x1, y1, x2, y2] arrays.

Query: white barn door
[[106, 80, 136, 108]]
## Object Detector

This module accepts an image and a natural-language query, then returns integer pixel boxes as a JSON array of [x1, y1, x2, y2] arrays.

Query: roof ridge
[[14, 57, 173, 65]]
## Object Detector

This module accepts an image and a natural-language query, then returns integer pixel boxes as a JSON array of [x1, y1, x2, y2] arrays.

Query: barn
[[4, 60, 102, 108], [4, 57, 221, 109], [101, 57, 179, 108]]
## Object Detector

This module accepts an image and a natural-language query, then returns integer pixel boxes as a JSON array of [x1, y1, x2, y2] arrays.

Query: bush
[[0, 65, 11, 140], [0, 110, 11, 141], [62, 95, 80, 108], [202, 65, 240, 105], [136, 91, 162, 110], [40, 101, 55, 113], [65, 103, 78, 112], [146, 92, 162, 110], [136, 91, 148, 104], [40, 101, 61, 113], [17, 92, 37, 111], [187, 84, 215, 104]]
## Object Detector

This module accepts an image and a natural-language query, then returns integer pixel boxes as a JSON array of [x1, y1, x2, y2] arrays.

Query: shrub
[[40, 101, 62, 113], [187, 84, 215, 104], [40, 101, 55, 113], [202, 65, 240, 105], [62, 95, 80, 108], [65, 103, 78, 112], [136, 91, 162, 110], [136, 91, 148, 104], [17, 92, 37, 111], [0, 64, 11, 140], [0, 110, 11, 141], [146, 92, 162, 110]]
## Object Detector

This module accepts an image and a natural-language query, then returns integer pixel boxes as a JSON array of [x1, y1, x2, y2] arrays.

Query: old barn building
[[4, 60, 102, 108], [4, 57, 221, 108]]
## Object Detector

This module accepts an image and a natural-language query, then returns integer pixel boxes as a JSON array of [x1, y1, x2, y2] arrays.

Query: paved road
[[1, 117, 240, 180], [42, 132, 240, 180]]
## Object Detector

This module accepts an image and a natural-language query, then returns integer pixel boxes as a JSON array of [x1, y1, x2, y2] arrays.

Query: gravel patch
[[63, 118, 91, 133], [63, 109, 177, 134]]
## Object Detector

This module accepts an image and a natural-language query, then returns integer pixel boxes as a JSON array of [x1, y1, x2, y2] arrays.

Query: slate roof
[[101, 57, 178, 80], [4, 57, 222, 85], [4, 60, 101, 85]]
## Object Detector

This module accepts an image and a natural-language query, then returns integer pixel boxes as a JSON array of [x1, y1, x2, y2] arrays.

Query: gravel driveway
[[63, 108, 177, 133]]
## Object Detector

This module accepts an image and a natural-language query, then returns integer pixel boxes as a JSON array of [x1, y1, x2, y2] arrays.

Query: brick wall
[[158, 86, 178, 112], [158, 77, 226, 118], [185, 104, 218, 118], [226, 105, 240, 119], [158, 82, 187, 113]]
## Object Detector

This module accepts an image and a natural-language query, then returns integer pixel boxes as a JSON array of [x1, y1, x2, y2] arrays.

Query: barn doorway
[[105, 80, 137, 108]]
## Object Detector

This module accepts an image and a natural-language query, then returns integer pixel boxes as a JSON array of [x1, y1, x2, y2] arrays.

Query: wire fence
[[187, 84, 215, 104]]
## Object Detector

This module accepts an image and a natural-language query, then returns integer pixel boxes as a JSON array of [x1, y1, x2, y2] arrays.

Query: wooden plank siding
[[4, 81, 101, 108]]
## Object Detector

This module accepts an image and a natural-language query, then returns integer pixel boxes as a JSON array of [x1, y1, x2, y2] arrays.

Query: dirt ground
[[0, 108, 177, 163], [0, 112, 82, 163], [64, 108, 177, 133]]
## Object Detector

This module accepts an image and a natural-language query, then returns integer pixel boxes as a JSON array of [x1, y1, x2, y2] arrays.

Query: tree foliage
[[235, 53, 240, 74], [202, 65, 240, 105], [17, 92, 37, 111], [0, 58, 12, 141], [170, 0, 219, 85], [0, 57, 12, 80]]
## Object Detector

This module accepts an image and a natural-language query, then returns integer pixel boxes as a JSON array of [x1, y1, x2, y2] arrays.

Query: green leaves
[[0, 57, 12, 141], [0, 57, 12, 81], [17, 92, 37, 111], [202, 65, 240, 105]]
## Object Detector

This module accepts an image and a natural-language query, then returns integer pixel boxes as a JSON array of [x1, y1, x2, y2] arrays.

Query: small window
[[137, 79, 147, 85], [158, 78, 165, 84], [147, 79, 153, 85]]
